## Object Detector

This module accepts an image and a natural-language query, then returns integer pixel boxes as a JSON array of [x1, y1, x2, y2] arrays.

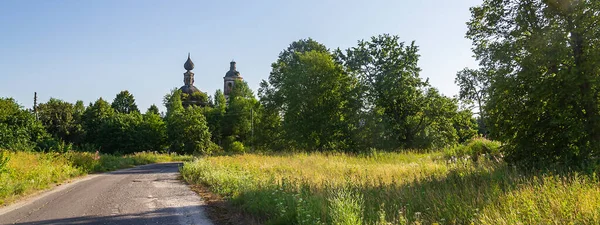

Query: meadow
[[181, 139, 600, 225], [0, 150, 191, 206]]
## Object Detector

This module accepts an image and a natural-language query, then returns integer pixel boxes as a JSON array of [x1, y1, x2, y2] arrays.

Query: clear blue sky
[[0, 0, 482, 112]]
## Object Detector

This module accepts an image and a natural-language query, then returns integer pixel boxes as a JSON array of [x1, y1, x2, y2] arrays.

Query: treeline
[[1, 34, 479, 155]]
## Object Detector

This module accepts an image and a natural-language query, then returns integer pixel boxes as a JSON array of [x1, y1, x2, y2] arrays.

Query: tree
[[0, 98, 47, 150], [339, 34, 431, 149], [168, 106, 212, 154], [255, 87, 284, 151], [222, 80, 259, 148], [146, 104, 160, 115], [95, 112, 143, 154], [111, 90, 139, 114], [36, 98, 84, 143], [140, 112, 167, 152], [455, 68, 490, 134], [164, 89, 213, 154], [205, 90, 226, 145], [261, 39, 359, 151], [82, 98, 115, 148], [467, 0, 600, 168], [163, 88, 184, 119]]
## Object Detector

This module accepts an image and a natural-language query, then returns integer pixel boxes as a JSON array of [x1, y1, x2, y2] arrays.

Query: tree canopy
[[466, 0, 600, 168], [111, 90, 139, 114]]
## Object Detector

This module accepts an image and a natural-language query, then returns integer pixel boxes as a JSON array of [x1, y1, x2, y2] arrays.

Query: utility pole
[[33, 92, 38, 120]]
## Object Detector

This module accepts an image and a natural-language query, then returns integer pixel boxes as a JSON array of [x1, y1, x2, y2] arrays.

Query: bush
[[166, 106, 213, 155], [445, 137, 502, 161], [35, 137, 73, 153], [228, 141, 245, 153]]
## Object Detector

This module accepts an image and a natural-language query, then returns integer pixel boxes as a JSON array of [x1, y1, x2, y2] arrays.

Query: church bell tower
[[223, 60, 243, 98]]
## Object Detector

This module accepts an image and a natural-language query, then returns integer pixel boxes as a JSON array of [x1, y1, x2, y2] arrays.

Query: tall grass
[[0, 150, 190, 205], [181, 150, 600, 224]]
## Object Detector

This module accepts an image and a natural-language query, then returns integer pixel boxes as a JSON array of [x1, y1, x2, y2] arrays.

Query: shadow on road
[[9, 205, 208, 225], [106, 162, 184, 175]]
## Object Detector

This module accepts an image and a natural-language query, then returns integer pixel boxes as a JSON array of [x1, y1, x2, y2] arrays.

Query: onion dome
[[184, 53, 194, 71]]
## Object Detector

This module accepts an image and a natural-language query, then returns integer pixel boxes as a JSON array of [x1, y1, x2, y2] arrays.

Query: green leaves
[[261, 39, 357, 152], [111, 90, 139, 114], [467, 0, 600, 169], [37, 98, 84, 144], [0, 98, 47, 151]]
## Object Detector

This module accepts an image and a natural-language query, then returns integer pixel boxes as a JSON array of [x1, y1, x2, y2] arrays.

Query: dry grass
[[182, 151, 600, 224]]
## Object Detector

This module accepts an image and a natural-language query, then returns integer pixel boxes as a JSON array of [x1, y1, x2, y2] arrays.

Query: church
[[179, 54, 243, 107]]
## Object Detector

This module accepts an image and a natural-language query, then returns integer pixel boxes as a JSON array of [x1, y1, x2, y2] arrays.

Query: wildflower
[[94, 150, 101, 161]]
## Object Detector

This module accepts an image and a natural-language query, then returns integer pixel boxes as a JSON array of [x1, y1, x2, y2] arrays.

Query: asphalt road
[[0, 163, 214, 225]]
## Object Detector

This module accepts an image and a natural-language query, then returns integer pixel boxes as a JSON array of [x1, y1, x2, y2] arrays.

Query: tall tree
[[167, 106, 212, 154], [36, 98, 83, 143], [82, 98, 115, 148], [455, 68, 489, 118], [261, 39, 358, 151], [222, 80, 259, 147], [467, 0, 600, 168], [163, 89, 213, 154], [205, 90, 226, 145], [339, 34, 431, 149], [455, 68, 490, 135], [111, 90, 139, 114]]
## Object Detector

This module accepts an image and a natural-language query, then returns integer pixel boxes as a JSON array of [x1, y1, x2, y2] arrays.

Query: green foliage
[[339, 34, 465, 150], [254, 102, 284, 151], [226, 139, 245, 153], [111, 90, 140, 114], [328, 187, 364, 225], [146, 104, 160, 115], [36, 98, 85, 144], [453, 109, 479, 143], [222, 80, 259, 146], [166, 104, 213, 155], [261, 40, 358, 152], [205, 90, 226, 145], [163, 88, 184, 118], [444, 137, 502, 161], [139, 112, 167, 152], [82, 98, 115, 146], [35, 138, 73, 153], [0, 150, 9, 173], [467, 0, 600, 169], [95, 112, 145, 154], [80, 95, 166, 154], [455, 68, 489, 119], [0, 98, 47, 151]]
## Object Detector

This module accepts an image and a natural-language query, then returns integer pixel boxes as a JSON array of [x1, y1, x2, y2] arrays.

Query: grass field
[[181, 149, 600, 224], [0, 150, 191, 206]]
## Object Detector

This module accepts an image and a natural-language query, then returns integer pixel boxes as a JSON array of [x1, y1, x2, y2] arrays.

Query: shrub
[[227, 141, 245, 153], [36, 137, 73, 153], [444, 137, 502, 162]]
